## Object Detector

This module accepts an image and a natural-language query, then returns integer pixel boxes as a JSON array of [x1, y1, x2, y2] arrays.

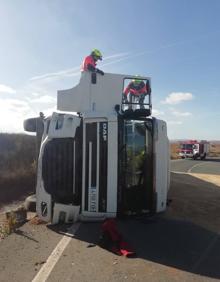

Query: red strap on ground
[[119, 241, 135, 257], [100, 219, 136, 257]]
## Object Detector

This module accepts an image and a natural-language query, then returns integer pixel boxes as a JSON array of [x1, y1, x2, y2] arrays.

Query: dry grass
[[209, 143, 220, 157], [170, 143, 180, 159], [0, 168, 36, 209], [0, 133, 36, 208]]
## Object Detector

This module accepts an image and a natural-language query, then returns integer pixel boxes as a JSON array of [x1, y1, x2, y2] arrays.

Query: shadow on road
[[48, 217, 220, 280], [117, 217, 220, 279], [48, 173, 220, 280], [205, 157, 220, 163], [14, 229, 39, 243]]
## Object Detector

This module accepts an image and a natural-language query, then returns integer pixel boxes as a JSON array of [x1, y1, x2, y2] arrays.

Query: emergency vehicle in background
[[179, 140, 209, 160], [24, 72, 170, 224]]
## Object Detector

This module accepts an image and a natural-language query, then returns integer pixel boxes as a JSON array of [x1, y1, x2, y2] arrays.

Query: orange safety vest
[[124, 81, 147, 96], [81, 55, 96, 71]]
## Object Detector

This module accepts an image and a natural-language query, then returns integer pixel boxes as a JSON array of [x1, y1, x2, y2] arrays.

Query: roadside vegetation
[[209, 143, 220, 157], [0, 133, 36, 209], [170, 143, 180, 159]]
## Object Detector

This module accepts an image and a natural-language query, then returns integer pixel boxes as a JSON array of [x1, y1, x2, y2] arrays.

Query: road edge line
[[187, 162, 209, 173], [32, 222, 81, 282]]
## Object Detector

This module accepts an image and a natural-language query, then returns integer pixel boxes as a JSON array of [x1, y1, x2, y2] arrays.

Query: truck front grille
[[42, 138, 82, 205]]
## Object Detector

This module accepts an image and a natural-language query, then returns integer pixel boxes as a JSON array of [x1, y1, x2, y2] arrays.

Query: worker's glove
[[96, 68, 104, 75]]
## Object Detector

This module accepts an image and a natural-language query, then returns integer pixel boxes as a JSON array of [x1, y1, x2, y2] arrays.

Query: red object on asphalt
[[100, 219, 135, 257], [119, 241, 135, 257]]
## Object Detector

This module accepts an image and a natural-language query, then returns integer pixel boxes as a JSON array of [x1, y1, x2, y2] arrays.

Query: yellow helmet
[[91, 49, 102, 60], [132, 75, 142, 85]]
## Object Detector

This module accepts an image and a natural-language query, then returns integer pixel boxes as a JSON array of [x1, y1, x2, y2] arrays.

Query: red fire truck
[[179, 140, 209, 160]]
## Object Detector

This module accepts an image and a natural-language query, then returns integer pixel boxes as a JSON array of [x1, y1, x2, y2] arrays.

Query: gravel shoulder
[[189, 173, 220, 187]]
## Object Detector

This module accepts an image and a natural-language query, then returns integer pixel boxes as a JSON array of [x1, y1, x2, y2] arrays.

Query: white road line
[[170, 171, 188, 174], [187, 162, 210, 173], [32, 223, 81, 282]]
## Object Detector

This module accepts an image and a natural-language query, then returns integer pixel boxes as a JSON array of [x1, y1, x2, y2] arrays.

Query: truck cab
[[24, 72, 170, 223]]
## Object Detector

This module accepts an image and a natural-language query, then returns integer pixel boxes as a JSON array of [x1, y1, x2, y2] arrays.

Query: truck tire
[[24, 194, 36, 212], [23, 118, 38, 132]]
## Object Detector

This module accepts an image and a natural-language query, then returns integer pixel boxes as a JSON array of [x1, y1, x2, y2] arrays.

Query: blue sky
[[0, 0, 220, 139]]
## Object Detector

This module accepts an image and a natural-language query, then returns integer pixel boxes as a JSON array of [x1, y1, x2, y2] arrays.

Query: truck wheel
[[201, 153, 206, 160], [24, 194, 36, 212], [23, 117, 38, 132], [193, 155, 197, 160]]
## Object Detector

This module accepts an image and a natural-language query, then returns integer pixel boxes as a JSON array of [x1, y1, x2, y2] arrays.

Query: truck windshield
[[180, 144, 193, 150], [125, 121, 146, 186], [118, 119, 153, 214]]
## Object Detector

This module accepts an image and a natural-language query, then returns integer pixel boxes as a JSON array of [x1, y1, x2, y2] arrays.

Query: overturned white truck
[[24, 72, 170, 223]]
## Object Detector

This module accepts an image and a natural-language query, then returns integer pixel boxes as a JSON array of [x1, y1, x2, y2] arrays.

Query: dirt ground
[[189, 173, 220, 187]]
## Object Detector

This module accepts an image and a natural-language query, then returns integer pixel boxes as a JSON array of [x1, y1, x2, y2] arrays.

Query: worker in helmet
[[81, 49, 104, 75], [123, 78, 148, 109]]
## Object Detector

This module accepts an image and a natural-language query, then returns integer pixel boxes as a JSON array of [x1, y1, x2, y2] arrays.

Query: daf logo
[[102, 123, 107, 141]]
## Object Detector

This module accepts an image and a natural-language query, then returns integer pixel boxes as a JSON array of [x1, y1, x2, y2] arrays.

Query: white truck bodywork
[[25, 72, 169, 223]]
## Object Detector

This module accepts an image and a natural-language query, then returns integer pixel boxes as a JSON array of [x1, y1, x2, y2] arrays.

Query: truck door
[[118, 119, 153, 215]]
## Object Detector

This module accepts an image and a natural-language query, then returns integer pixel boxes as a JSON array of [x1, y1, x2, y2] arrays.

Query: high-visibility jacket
[[81, 55, 96, 71], [124, 81, 147, 96]]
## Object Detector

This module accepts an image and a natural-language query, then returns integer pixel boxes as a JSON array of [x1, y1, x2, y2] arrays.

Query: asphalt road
[[171, 158, 220, 175], [1, 160, 220, 281]]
